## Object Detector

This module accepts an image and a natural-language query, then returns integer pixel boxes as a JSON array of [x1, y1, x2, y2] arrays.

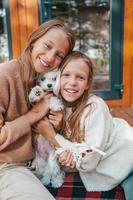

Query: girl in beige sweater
[[0, 19, 75, 200]]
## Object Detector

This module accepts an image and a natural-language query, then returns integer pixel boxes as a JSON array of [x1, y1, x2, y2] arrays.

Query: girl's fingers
[[43, 116, 49, 121], [49, 119, 57, 127], [43, 91, 53, 96], [49, 110, 60, 115], [64, 152, 73, 164], [62, 156, 76, 168], [48, 110, 63, 131], [58, 150, 69, 163], [49, 110, 64, 117], [42, 92, 53, 102], [69, 161, 76, 169], [59, 150, 74, 167], [48, 115, 57, 121]]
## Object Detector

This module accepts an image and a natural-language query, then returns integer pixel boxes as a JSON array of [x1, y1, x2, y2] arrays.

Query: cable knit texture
[[55, 95, 133, 191], [0, 60, 34, 163]]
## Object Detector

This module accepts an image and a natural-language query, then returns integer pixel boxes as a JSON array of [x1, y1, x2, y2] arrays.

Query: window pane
[[0, 0, 9, 63], [42, 0, 110, 90]]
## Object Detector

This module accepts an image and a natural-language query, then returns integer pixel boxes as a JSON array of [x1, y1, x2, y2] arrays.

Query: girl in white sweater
[[35, 51, 133, 200]]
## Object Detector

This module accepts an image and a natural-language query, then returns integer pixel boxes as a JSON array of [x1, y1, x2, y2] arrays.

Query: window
[[0, 0, 12, 63], [39, 0, 124, 99]]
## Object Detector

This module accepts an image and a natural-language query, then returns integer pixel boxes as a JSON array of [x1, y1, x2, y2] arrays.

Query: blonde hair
[[18, 19, 76, 93], [60, 51, 93, 142]]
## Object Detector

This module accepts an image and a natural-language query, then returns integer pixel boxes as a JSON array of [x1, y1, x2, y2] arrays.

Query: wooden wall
[[129, 1, 133, 106], [9, 0, 133, 107], [9, 0, 39, 57]]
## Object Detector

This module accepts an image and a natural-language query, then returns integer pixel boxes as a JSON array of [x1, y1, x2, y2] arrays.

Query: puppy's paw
[[29, 86, 44, 103]]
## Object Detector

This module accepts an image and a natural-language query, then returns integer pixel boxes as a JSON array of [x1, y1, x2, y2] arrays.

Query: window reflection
[[0, 0, 9, 63], [41, 0, 110, 89]]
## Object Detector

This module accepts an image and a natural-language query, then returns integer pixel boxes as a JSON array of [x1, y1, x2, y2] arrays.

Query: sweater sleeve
[[77, 101, 112, 172], [0, 72, 31, 151], [55, 97, 113, 172], [0, 115, 31, 151]]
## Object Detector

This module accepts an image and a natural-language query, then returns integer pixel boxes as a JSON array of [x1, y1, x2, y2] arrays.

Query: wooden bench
[[47, 107, 133, 200]]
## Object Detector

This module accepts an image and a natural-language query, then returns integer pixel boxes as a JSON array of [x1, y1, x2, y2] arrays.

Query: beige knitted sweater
[[0, 60, 34, 163]]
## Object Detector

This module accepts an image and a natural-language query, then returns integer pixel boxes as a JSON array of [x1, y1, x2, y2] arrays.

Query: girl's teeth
[[66, 89, 76, 93], [40, 58, 48, 67]]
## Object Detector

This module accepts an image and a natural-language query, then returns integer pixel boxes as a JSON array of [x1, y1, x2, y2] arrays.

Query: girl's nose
[[45, 51, 55, 64], [69, 77, 77, 86]]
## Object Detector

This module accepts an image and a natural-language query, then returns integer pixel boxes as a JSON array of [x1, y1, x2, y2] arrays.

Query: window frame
[[39, 0, 124, 100]]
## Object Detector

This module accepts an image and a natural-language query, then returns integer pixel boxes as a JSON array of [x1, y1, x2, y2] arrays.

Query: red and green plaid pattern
[[47, 172, 125, 200]]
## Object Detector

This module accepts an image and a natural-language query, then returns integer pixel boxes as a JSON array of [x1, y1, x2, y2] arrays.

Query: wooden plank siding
[[122, 0, 133, 107], [9, 0, 39, 58], [9, 0, 133, 107], [130, 1, 133, 106]]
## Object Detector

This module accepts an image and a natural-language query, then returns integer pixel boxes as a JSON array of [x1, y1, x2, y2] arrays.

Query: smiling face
[[60, 58, 90, 103], [31, 28, 69, 73]]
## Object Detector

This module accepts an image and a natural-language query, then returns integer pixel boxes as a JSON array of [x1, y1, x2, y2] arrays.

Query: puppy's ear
[[53, 71, 60, 96]]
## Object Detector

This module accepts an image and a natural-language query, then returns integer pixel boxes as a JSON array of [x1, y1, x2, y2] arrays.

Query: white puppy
[[29, 69, 65, 188], [29, 69, 64, 111]]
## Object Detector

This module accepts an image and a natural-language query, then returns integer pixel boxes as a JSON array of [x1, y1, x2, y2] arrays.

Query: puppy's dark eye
[[41, 77, 45, 81], [52, 77, 56, 81]]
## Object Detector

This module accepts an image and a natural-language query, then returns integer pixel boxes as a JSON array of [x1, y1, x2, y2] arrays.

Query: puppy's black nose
[[47, 84, 52, 88]]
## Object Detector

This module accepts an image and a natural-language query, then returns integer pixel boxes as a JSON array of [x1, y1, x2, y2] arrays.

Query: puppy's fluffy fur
[[29, 69, 65, 188]]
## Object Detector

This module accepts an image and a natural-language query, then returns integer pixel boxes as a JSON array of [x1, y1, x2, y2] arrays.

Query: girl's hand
[[33, 117, 55, 137], [48, 110, 64, 131], [25, 92, 53, 125], [33, 117, 60, 147], [58, 150, 76, 169]]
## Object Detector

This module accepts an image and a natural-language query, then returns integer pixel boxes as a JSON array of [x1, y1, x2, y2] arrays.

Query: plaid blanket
[[47, 172, 125, 200]]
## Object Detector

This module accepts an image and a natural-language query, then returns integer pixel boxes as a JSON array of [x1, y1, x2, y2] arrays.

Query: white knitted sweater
[[55, 95, 133, 191]]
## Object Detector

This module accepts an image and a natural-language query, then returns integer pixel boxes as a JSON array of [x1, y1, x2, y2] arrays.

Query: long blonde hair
[[60, 51, 93, 142], [18, 19, 76, 93]]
